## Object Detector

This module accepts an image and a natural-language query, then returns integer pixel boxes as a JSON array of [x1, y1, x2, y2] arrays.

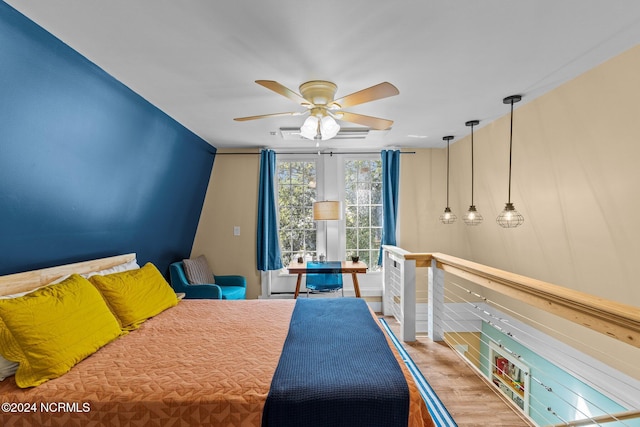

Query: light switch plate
[[233, 226, 240, 236]]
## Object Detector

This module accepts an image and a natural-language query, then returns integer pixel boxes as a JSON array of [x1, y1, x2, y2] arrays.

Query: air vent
[[279, 127, 370, 141]]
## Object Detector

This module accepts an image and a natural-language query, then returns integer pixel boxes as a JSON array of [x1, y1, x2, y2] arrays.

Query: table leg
[[351, 273, 361, 298], [294, 274, 302, 299]]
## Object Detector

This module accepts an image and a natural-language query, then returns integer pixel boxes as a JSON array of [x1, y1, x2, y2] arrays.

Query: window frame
[[275, 154, 324, 267], [341, 155, 383, 272], [336, 153, 383, 273], [264, 152, 383, 298]]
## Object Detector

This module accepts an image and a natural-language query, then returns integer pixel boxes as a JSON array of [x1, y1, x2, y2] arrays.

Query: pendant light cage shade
[[463, 205, 483, 226], [496, 202, 524, 228], [440, 135, 456, 224], [440, 207, 457, 224], [464, 120, 482, 226], [497, 95, 524, 229]]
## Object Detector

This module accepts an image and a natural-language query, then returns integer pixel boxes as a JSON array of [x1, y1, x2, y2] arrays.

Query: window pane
[[345, 183, 357, 205], [345, 205, 356, 228], [357, 205, 370, 227], [344, 158, 383, 271], [371, 205, 383, 227], [304, 231, 316, 253], [372, 227, 382, 248], [279, 229, 292, 251], [372, 182, 382, 204], [357, 182, 371, 205], [277, 160, 317, 263], [358, 228, 371, 248], [346, 228, 357, 253]]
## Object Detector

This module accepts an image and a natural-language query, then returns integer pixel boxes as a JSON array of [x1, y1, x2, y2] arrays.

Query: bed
[[0, 254, 434, 427]]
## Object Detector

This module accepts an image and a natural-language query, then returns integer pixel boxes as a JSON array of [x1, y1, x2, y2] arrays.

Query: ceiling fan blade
[[336, 111, 394, 130], [332, 82, 399, 109], [233, 111, 305, 121], [255, 80, 310, 106]]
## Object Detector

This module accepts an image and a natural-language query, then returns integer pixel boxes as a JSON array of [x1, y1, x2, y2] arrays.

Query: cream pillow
[[0, 357, 18, 381], [81, 258, 140, 279], [0, 274, 70, 301]]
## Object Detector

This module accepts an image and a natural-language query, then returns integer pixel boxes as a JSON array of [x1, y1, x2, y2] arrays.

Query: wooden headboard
[[0, 253, 136, 297]]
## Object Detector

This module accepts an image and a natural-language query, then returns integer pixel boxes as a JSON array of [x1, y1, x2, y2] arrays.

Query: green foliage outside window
[[344, 159, 382, 271], [277, 161, 317, 266], [277, 158, 383, 271]]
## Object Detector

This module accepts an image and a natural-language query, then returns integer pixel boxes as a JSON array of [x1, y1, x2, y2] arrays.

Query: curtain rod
[[216, 151, 416, 156]]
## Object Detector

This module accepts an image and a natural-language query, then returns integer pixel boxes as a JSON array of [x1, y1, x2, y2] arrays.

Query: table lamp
[[313, 201, 342, 261]]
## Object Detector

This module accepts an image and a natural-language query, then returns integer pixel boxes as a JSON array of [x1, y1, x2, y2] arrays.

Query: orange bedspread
[[0, 300, 433, 427]]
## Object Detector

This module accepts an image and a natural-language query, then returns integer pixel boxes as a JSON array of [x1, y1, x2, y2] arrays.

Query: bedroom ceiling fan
[[234, 80, 399, 141]]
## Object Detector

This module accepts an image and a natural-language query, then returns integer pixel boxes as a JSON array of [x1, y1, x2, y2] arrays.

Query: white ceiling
[[7, 0, 640, 150]]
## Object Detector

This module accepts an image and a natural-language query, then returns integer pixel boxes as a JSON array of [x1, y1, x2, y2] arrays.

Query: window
[[275, 155, 382, 270], [277, 160, 317, 267], [267, 154, 383, 297], [344, 159, 382, 271]]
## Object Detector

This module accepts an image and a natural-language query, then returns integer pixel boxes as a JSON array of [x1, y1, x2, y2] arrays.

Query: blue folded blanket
[[262, 298, 409, 427]]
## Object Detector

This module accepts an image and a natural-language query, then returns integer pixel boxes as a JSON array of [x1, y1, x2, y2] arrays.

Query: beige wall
[[451, 44, 640, 306], [190, 149, 262, 299], [398, 45, 640, 377], [400, 45, 640, 307]]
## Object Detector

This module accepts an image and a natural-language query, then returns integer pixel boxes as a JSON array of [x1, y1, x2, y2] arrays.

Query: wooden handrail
[[401, 251, 640, 349], [403, 253, 433, 268]]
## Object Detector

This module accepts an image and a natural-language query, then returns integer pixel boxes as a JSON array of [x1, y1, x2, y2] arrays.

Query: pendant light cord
[[470, 123, 475, 206], [507, 99, 514, 204], [446, 139, 450, 207]]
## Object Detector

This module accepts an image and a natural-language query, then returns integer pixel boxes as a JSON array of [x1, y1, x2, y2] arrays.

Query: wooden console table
[[287, 260, 368, 298]]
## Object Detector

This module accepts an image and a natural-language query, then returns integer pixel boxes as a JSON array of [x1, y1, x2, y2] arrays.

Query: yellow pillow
[[89, 262, 178, 330], [0, 274, 124, 388]]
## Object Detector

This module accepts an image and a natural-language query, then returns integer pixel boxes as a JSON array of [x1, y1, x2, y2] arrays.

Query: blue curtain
[[378, 150, 400, 265], [257, 149, 283, 271]]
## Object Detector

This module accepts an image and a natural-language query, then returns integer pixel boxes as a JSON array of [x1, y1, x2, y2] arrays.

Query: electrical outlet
[[233, 226, 240, 236]]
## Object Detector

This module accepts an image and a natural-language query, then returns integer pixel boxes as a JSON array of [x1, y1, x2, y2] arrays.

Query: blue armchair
[[169, 261, 246, 300]]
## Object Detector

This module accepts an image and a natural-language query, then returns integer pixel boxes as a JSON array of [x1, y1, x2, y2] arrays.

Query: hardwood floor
[[384, 317, 535, 427]]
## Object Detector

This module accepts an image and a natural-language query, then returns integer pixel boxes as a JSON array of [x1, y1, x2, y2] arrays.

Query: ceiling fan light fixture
[[300, 116, 319, 140], [320, 116, 340, 140], [235, 80, 399, 141]]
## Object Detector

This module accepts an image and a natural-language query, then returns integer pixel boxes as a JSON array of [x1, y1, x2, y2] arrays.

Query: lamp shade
[[320, 116, 340, 140], [313, 201, 342, 220], [300, 116, 319, 140]]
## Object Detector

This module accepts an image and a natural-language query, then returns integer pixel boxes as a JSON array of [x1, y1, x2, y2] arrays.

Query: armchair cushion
[[214, 275, 247, 300], [182, 255, 214, 284], [219, 286, 246, 300]]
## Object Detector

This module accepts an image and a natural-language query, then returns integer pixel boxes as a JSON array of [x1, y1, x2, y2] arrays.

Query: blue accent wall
[[0, 2, 216, 276]]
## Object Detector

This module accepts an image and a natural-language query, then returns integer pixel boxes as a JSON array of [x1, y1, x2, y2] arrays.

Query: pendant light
[[439, 135, 456, 224], [496, 95, 524, 228], [463, 120, 483, 225]]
